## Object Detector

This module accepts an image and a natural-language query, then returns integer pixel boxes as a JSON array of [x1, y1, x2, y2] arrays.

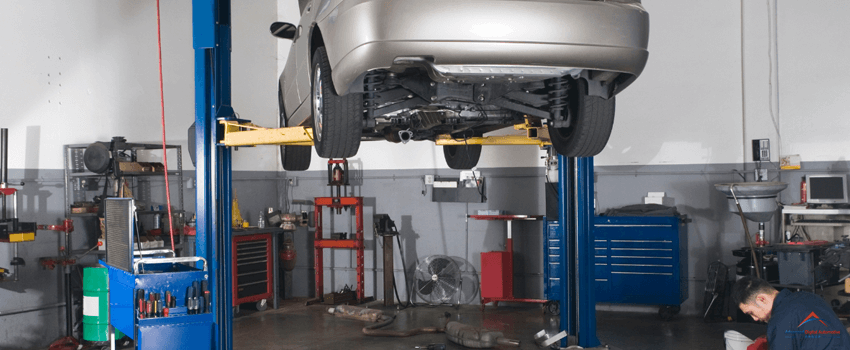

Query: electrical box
[[752, 139, 770, 162]]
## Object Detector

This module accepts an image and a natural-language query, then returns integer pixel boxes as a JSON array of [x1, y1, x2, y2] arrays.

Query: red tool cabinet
[[232, 232, 273, 309]]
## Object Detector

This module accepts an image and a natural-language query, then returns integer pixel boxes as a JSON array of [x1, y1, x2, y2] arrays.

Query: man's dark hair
[[732, 275, 775, 305]]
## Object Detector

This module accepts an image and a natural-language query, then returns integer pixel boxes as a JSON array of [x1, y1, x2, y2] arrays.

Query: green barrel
[[83, 267, 110, 341]]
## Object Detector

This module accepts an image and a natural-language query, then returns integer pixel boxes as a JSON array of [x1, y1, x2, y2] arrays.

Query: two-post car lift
[[192, 1, 598, 348]]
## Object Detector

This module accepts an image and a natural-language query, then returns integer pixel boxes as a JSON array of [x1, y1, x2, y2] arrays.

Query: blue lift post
[[557, 156, 599, 348], [193, 0, 234, 349]]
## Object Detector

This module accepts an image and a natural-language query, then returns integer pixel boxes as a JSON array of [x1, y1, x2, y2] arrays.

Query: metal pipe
[[0, 302, 66, 317], [65, 268, 72, 337], [1, 128, 6, 220]]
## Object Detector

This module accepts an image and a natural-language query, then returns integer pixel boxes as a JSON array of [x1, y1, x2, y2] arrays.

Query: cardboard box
[[781, 155, 801, 170]]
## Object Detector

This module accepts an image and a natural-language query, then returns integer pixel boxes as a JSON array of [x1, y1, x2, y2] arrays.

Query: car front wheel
[[549, 78, 615, 157], [311, 47, 362, 158]]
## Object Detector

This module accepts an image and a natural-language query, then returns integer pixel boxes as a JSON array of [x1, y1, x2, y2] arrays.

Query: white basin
[[714, 182, 788, 222]]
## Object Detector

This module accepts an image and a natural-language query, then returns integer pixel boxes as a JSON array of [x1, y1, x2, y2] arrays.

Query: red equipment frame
[[232, 233, 274, 307], [472, 214, 548, 310], [314, 196, 365, 301]]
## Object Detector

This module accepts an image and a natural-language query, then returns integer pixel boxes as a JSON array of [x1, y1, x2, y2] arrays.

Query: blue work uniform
[[767, 289, 850, 349]]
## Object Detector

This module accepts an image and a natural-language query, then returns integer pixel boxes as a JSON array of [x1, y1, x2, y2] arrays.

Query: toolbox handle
[[133, 256, 207, 273], [133, 249, 176, 258]]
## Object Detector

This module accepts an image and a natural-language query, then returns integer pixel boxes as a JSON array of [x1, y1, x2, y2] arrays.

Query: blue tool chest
[[545, 215, 688, 308], [544, 219, 563, 302], [104, 261, 214, 350]]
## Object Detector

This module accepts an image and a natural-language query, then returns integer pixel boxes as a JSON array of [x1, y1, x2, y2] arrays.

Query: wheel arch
[[309, 24, 325, 69]]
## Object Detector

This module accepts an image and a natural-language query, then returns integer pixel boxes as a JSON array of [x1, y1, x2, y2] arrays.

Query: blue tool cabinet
[[104, 260, 213, 349], [543, 219, 563, 302], [545, 215, 688, 315]]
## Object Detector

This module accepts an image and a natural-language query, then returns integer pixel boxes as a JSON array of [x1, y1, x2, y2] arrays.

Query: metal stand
[[472, 214, 548, 309], [313, 197, 366, 302], [556, 156, 599, 348]]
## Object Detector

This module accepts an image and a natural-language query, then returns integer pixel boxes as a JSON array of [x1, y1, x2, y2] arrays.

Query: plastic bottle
[[258, 212, 265, 228]]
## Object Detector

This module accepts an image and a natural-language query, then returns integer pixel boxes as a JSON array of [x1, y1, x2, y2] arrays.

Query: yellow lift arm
[[219, 120, 314, 147]]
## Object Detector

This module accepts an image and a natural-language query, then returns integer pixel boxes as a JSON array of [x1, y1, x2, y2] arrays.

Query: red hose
[[155, 0, 175, 251]]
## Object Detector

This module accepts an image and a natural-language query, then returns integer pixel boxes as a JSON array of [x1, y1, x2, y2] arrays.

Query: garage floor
[[232, 299, 768, 350]]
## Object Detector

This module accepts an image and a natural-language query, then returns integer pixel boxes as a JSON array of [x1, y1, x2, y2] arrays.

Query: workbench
[[781, 207, 850, 242]]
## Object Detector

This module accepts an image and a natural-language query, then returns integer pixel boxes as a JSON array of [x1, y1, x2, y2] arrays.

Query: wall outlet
[[288, 177, 298, 186], [756, 169, 768, 182], [424, 175, 435, 185]]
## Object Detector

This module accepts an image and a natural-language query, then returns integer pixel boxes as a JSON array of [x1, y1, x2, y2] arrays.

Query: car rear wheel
[[443, 144, 482, 170], [549, 78, 615, 157], [311, 47, 362, 158], [279, 86, 311, 171]]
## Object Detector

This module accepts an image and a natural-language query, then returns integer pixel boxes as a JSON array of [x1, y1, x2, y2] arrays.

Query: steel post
[[557, 156, 599, 348], [193, 0, 234, 349], [575, 157, 599, 348]]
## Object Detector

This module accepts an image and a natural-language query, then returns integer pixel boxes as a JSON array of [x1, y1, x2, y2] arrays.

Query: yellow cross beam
[[436, 121, 551, 147], [219, 120, 314, 147], [435, 135, 551, 147], [220, 119, 550, 147]]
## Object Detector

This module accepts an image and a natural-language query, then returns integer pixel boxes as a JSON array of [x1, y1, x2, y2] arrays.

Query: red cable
[[155, 0, 175, 252]]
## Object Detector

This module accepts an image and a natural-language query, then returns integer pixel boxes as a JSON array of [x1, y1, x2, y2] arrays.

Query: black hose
[[395, 234, 415, 308]]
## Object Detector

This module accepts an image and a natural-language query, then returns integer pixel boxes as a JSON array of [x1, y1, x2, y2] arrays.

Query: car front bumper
[[319, 0, 650, 94]]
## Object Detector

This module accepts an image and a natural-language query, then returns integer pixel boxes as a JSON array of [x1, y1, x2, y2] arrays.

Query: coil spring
[[363, 72, 385, 116], [547, 77, 569, 119]]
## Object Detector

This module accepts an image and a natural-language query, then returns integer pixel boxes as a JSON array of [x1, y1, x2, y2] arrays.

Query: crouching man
[[732, 276, 850, 349]]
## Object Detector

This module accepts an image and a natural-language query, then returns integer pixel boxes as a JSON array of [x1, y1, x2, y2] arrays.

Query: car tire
[[443, 144, 482, 169], [311, 47, 362, 158], [549, 78, 615, 157], [279, 86, 311, 171]]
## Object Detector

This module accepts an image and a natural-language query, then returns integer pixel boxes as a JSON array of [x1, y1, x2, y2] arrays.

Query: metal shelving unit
[[62, 142, 186, 253]]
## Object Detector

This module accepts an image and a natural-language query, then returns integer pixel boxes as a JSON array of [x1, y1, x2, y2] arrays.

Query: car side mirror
[[270, 22, 296, 40]]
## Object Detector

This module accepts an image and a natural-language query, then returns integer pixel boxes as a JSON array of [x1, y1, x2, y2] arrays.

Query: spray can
[[800, 177, 807, 203]]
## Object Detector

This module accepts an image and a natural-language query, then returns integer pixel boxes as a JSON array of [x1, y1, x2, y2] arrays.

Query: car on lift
[[271, 0, 649, 170]]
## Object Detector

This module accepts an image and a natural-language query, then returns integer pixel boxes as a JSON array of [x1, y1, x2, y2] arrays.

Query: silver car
[[272, 0, 649, 170]]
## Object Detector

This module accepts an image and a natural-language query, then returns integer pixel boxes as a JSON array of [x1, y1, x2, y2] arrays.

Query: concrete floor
[[232, 299, 768, 350]]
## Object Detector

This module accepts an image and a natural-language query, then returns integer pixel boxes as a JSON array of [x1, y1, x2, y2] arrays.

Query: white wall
[[604, 0, 744, 166], [0, 0, 279, 172], [775, 0, 850, 162]]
